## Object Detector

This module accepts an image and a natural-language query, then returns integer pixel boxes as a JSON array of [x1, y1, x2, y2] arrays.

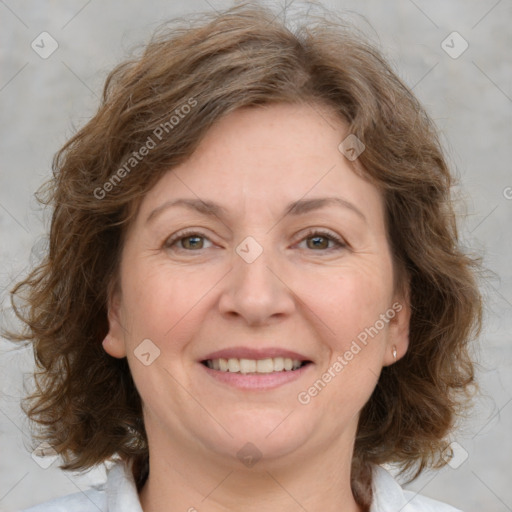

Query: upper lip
[[201, 346, 312, 362]]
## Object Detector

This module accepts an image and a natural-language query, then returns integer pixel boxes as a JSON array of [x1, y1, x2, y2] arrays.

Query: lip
[[200, 360, 313, 390], [200, 346, 311, 362]]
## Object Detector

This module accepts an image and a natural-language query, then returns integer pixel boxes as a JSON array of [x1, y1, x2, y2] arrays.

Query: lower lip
[[199, 362, 313, 390]]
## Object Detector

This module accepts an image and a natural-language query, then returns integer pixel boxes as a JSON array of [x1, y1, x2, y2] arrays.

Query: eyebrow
[[146, 196, 366, 224]]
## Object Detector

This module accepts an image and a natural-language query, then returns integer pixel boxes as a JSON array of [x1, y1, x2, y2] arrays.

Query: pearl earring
[[392, 345, 397, 361]]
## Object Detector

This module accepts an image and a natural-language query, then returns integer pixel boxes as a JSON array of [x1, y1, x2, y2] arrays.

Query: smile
[[200, 358, 313, 390]]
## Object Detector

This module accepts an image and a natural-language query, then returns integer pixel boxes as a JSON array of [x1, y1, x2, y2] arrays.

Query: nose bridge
[[219, 233, 294, 323], [234, 233, 279, 296]]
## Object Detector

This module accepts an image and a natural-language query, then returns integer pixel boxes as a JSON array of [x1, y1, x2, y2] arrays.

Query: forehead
[[136, 103, 385, 228]]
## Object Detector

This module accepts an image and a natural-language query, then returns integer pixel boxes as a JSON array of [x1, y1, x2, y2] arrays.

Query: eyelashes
[[163, 228, 347, 253]]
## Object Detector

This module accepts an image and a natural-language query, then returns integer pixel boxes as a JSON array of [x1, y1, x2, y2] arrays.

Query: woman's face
[[105, 102, 410, 469]]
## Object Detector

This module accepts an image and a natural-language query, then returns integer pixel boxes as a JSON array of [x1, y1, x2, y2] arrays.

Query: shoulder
[[20, 461, 142, 512], [20, 486, 107, 511], [371, 465, 463, 512]]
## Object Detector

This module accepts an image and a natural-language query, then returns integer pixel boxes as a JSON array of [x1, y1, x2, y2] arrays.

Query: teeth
[[205, 357, 304, 373], [256, 358, 274, 373], [240, 358, 256, 373], [227, 358, 240, 372]]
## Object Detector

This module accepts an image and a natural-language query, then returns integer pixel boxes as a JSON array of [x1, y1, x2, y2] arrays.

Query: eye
[[164, 228, 347, 253], [296, 229, 347, 251], [164, 229, 213, 251]]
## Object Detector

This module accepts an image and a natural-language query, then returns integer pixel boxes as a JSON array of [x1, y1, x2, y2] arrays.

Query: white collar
[[370, 464, 412, 511], [106, 460, 143, 512]]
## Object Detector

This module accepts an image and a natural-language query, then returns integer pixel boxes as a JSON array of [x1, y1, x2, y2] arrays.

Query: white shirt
[[21, 461, 462, 511]]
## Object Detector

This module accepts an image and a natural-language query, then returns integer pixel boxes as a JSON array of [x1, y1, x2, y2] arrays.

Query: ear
[[102, 280, 127, 359], [382, 287, 411, 367]]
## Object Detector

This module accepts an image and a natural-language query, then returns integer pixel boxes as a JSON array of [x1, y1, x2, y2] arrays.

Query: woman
[[7, 2, 482, 511]]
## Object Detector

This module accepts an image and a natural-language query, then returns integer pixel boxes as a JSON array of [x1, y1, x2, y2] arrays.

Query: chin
[[206, 412, 313, 462]]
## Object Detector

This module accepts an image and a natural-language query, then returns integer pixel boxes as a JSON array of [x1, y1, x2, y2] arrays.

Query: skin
[[103, 102, 411, 512]]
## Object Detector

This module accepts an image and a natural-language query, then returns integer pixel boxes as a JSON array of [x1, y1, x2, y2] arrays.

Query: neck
[[139, 426, 364, 512]]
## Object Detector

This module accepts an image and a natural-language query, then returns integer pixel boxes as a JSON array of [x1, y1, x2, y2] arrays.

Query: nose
[[217, 237, 296, 326]]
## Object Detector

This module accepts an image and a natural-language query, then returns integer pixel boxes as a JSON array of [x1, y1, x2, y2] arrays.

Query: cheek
[[308, 261, 394, 339], [120, 261, 207, 342], [317, 268, 394, 406]]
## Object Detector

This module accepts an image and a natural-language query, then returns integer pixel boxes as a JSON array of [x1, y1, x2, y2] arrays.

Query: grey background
[[1, 0, 511, 510]]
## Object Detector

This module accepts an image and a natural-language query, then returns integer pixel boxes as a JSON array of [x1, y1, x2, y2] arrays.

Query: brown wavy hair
[[6, 2, 482, 509]]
